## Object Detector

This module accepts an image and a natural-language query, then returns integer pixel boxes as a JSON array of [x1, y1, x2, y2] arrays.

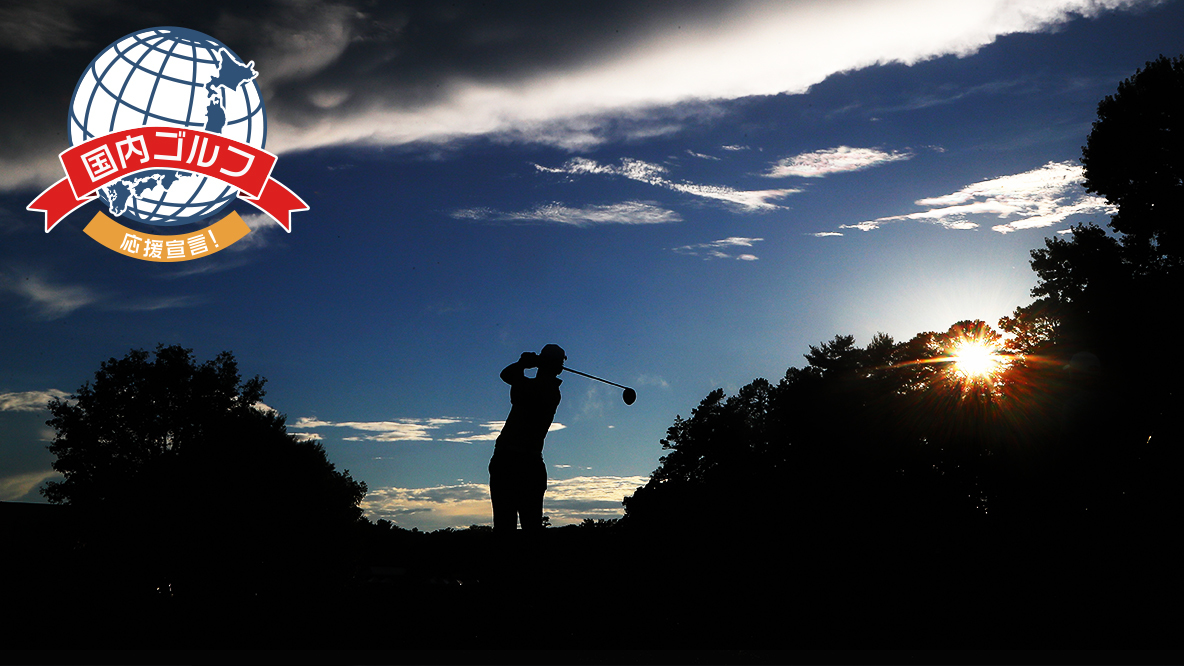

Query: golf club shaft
[[562, 366, 631, 391]]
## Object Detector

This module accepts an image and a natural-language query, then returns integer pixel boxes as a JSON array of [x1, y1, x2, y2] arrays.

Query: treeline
[[620, 320, 1175, 536]]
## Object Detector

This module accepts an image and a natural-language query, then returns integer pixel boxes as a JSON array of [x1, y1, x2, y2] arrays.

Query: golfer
[[489, 344, 565, 533]]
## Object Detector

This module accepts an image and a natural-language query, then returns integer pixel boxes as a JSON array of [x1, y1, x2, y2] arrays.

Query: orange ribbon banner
[[83, 211, 252, 262], [27, 127, 306, 233]]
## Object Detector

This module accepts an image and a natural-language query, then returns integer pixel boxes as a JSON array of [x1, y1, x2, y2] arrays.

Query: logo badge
[[28, 27, 306, 261]]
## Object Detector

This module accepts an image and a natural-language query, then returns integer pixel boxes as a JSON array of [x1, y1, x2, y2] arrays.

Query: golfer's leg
[[489, 455, 517, 533], [518, 457, 547, 533]]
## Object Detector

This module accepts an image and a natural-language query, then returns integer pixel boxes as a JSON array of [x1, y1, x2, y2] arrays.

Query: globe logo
[[69, 27, 266, 227]]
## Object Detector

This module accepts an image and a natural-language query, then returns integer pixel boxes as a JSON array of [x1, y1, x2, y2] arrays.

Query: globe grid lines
[[74, 31, 214, 141], [72, 30, 264, 143], [68, 27, 266, 227]]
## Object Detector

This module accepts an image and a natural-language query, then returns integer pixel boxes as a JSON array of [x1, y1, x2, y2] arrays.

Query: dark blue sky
[[3, 0, 1183, 529]]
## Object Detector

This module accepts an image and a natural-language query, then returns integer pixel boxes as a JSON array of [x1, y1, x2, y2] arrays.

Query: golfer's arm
[[500, 361, 527, 385]]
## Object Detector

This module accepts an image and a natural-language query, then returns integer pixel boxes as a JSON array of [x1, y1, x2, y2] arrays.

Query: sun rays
[[951, 339, 1004, 380]]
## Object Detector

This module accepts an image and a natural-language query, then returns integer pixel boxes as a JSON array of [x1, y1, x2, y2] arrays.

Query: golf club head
[[623, 388, 637, 405]]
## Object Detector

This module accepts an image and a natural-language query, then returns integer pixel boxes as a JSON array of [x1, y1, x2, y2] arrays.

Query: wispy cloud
[[765, 146, 913, 178], [1, 268, 204, 319], [289, 415, 563, 443], [673, 237, 764, 260], [543, 476, 651, 519], [361, 475, 648, 530], [163, 213, 286, 277], [232, 213, 287, 251], [0, 389, 69, 412], [116, 295, 205, 312], [291, 416, 463, 442], [840, 161, 1114, 233], [442, 421, 565, 444], [453, 201, 680, 226], [634, 374, 671, 389], [538, 157, 797, 212], [362, 483, 492, 530], [812, 232, 844, 237], [0, 273, 99, 320], [0, 470, 60, 501]]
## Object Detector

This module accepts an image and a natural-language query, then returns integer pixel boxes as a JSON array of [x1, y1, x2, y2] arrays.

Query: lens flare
[[951, 340, 1002, 380]]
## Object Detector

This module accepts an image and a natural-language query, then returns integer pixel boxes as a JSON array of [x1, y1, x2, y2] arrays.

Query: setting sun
[[951, 340, 1003, 380]]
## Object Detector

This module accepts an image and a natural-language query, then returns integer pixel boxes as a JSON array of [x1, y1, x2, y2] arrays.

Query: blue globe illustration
[[68, 27, 266, 227]]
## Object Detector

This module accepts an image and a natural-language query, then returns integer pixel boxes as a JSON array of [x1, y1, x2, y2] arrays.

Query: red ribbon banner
[[28, 127, 307, 233]]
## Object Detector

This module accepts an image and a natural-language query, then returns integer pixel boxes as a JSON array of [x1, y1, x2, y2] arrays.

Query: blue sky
[[3, 0, 1183, 530]]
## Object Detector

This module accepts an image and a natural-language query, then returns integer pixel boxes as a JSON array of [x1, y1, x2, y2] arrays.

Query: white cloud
[[812, 232, 844, 237], [254, 0, 1151, 158], [360, 475, 649, 531], [544, 475, 650, 505], [840, 161, 1114, 233], [765, 146, 913, 178], [454, 201, 680, 226], [443, 421, 504, 443], [0, 389, 69, 412], [230, 213, 286, 251], [673, 236, 765, 260], [290, 415, 563, 443], [362, 483, 492, 531], [538, 157, 797, 211], [291, 416, 462, 442]]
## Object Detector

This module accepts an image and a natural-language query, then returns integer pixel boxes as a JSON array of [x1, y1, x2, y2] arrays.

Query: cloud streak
[[0, 470, 60, 501], [840, 161, 1114, 233], [673, 237, 764, 260], [538, 158, 797, 211], [0, 273, 100, 320], [765, 146, 913, 178], [0, 390, 69, 412], [290, 415, 564, 443], [0, 270, 203, 320], [361, 475, 648, 531], [291, 416, 463, 442], [453, 201, 680, 226]]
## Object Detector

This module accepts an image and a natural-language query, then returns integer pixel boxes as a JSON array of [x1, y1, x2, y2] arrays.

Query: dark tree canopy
[[44, 344, 367, 598], [1023, 56, 1184, 442], [1082, 54, 1184, 263], [45, 345, 260, 505]]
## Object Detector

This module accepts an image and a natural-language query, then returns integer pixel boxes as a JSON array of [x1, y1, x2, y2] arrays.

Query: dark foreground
[[3, 504, 1182, 660]]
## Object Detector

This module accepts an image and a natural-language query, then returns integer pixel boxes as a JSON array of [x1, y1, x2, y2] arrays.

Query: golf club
[[562, 366, 637, 405]]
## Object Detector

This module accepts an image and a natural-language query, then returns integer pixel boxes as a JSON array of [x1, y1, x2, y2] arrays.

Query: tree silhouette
[[44, 344, 367, 600], [1082, 54, 1184, 263], [1024, 56, 1184, 527]]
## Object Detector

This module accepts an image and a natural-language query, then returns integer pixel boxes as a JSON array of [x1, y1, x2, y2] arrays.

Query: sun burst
[[950, 340, 1003, 380]]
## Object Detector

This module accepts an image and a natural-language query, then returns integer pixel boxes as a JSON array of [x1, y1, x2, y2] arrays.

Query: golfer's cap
[[540, 344, 567, 362]]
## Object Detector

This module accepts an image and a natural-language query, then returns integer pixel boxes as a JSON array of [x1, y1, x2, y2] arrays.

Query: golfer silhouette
[[489, 344, 565, 533]]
